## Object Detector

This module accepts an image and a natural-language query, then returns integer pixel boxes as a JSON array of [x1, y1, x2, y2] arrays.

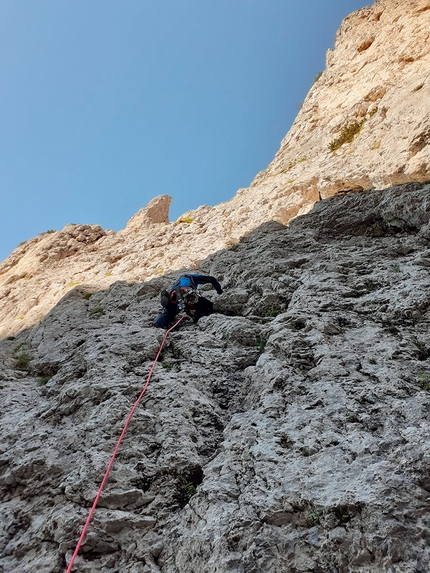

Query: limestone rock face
[[124, 195, 172, 233], [248, 0, 430, 199], [1, 183, 430, 572], [1, 0, 429, 338], [203, 0, 430, 235]]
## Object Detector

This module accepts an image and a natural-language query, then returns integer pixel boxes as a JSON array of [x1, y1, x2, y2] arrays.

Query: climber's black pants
[[154, 303, 178, 329], [193, 296, 214, 320]]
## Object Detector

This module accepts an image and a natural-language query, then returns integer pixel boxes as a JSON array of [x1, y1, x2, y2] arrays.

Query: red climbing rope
[[65, 314, 186, 573]]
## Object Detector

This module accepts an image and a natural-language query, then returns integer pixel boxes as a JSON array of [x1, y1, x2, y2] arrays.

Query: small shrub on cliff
[[176, 468, 203, 507], [418, 373, 430, 391], [309, 508, 320, 525], [89, 307, 105, 317], [257, 339, 267, 352], [175, 216, 194, 225], [329, 119, 365, 152], [182, 481, 196, 501], [265, 309, 277, 317], [14, 352, 32, 372]]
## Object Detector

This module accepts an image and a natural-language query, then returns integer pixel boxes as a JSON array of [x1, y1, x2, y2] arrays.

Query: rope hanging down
[[65, 314, 186, 573]]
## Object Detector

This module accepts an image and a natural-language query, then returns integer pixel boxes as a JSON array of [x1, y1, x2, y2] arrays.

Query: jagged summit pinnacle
[[123, 195, 172, 232]]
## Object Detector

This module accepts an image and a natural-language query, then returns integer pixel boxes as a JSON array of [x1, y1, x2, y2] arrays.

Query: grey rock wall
[[1, 184, 430, 572]]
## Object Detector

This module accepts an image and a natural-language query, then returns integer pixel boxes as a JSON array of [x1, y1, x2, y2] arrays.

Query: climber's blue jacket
[[170, 273, 223, 295]]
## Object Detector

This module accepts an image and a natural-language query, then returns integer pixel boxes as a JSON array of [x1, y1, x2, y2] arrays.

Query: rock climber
[[154, 273, 223, 329]]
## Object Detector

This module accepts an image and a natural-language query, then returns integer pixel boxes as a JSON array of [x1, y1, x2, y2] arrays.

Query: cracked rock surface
[[1, 184, 430, 572]]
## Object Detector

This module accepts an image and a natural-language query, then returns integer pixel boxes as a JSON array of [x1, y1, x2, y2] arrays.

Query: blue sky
[[0, 0, 369, 262]]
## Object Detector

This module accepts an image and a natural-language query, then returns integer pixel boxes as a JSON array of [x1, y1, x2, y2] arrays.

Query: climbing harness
[[65, 314, 186, 572]]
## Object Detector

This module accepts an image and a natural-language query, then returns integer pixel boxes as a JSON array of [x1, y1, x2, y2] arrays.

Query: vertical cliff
[[1, 0, 430, 570], [1, 183, 430, 572]]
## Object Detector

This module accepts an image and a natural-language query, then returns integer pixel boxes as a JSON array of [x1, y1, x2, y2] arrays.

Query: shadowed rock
[[1, 185, 430, 572]]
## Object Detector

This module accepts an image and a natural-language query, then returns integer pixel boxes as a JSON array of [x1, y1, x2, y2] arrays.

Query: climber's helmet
[[183, 288, 198, 307]]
